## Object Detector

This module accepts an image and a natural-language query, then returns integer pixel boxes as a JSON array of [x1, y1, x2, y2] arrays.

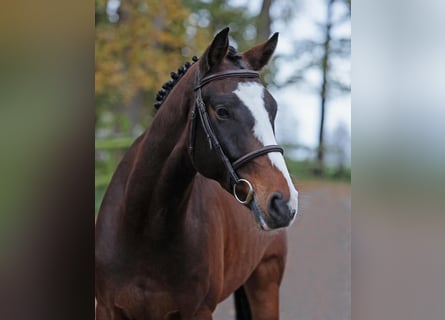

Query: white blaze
[[233, 82, 299, 219]]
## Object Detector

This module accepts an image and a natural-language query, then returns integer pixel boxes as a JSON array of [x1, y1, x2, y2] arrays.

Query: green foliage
[[286, 158, 351, 182], [95, 137, 135, 213], [95, 137, 134, 150], [95, 138, 134, 184], [184, 0, 258, 49]]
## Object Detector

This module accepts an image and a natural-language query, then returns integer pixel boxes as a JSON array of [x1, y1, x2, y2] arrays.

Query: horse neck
[[122, 72, 197, 240]]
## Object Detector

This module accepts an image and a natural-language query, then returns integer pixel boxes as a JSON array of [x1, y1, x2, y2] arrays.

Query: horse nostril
[[268, 192, 288, 216], [269, 192, 281, 206], [266, 192, 295, 229]]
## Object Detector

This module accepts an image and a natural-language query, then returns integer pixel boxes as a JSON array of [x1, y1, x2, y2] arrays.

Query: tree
[[95, 0, 302, 137], [281, 0, 350, 174], [184, 0, 299, 86], [317, 0, 335, 174], [184, 0, 257, 51], [95, 0, 193, 136]]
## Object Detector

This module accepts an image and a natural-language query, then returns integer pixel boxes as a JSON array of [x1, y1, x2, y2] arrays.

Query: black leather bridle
[[188, 68, 284, 205]]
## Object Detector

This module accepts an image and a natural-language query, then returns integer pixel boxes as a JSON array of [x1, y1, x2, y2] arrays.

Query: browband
[[194, 70, 260, 91]]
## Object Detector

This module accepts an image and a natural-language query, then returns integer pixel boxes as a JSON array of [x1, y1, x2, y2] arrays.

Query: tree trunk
[[257, 0, 273, 42], [315, 0, 335, 175]]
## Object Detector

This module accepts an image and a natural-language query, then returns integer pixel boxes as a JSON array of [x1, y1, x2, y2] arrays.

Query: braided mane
[[153, 55, 199, 110], [154, 46, 241, 110]]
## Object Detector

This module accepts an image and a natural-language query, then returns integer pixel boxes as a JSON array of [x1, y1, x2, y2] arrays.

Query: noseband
[[189, 69, 284, 205]]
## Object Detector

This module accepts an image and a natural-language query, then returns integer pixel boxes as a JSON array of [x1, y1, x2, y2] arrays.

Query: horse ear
[[242, 32, 279, 71], [201, 27, 230, 71]]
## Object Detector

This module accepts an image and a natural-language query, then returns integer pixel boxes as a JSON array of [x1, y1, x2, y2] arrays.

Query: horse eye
[[216, 107, 230, 119]]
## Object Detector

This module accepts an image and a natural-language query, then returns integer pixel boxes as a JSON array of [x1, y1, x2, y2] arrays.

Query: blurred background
[[95, 0, 351, 212]]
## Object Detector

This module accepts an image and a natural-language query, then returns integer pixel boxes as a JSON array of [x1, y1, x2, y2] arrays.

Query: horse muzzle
[[247, 192, 296, 231]]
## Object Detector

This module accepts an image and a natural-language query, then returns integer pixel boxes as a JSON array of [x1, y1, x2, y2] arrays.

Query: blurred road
[[214, 181, 351, 320]]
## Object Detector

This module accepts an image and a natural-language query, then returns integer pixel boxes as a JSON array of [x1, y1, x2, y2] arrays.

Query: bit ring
[[233, 179, 254, 204]]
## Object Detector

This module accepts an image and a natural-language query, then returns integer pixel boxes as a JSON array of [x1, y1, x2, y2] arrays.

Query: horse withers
[[95, 27, 299, 320]]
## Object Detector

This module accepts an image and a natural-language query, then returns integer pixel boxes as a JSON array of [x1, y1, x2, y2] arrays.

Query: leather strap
[[194, 70, 260, 91], [232, 146, 284, 169]]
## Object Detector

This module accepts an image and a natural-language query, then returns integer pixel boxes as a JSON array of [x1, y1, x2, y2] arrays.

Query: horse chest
[[114, 257, 212, 319]]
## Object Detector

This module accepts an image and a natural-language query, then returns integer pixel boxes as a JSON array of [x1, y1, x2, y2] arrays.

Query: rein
[[189, 69, 284, 205]]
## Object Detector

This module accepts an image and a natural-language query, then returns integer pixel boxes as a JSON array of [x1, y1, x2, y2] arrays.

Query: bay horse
[[95, 27, 299, 320]]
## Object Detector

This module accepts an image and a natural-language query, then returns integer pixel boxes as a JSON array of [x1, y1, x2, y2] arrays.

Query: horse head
[[189, 27, 299, 230]]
